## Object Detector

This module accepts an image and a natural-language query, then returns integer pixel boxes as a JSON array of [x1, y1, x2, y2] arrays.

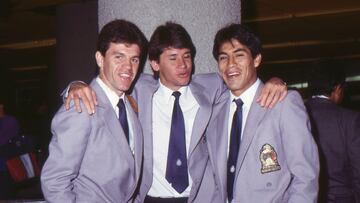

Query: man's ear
[[331, 84, 344, 104], [254, 54, 262, 68], [95, 51, 104, 69], [150, 60, 160, 71]]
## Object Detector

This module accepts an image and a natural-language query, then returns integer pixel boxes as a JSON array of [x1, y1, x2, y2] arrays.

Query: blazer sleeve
[[279, 91, 320, 203], [41, 104, 91, 203], [347, 112, 360, 202]]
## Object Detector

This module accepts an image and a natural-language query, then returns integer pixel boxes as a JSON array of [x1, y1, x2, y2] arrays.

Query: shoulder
[[192, 72, 222, 83], [267, 90, 307, 116], [279, 90, 304, 106], [52, 102, 93, 129], [338, 106, 360, 123], [137, 73, 157, 86], [191, 72, 226, 96]]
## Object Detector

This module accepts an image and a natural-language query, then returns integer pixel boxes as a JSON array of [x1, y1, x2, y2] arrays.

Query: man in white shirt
[[41, 19, 146, 203], [65, 22, 287, 203], [207, 23, 319, 202]]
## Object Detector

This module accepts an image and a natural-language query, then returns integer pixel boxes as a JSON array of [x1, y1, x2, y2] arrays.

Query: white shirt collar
[[230, 78, 260, 107], [96, 76, 125, 108], [312, 95, 330, 100], [157, 80, 189, 104]]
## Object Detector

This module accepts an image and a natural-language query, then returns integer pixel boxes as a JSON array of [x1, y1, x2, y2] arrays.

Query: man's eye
[[184, 54, 191, 59], [132, 58, 139, 64], [219, 56, 227, 61]]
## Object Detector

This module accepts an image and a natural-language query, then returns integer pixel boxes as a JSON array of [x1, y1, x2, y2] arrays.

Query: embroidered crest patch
[[259, 143, 281, 174]]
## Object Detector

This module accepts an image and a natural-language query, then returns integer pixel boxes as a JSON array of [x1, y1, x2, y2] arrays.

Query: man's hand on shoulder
[[65, 81, 97, 114], [257, 77, 287, 108]]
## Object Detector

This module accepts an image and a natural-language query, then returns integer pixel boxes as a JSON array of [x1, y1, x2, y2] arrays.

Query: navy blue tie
[[117, 98, 129, 143], [165, 91, 189, 193], [227, 98, 243, 201]]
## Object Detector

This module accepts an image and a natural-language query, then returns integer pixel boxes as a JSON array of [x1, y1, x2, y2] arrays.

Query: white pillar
[[98, 0, 241, 73]]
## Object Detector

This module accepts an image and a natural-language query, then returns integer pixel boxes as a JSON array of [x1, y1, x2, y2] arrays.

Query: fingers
[[267, 90, 281, 108], [257, 87, 270, 107], [91, 89, 98, 106], [64, 96, 72, 110], [257, 79, 288, 108], [278, 86, 288, 102], [82, 88, 95, 114], [66, 82, 97, 114], [73, 93, 82, 113]]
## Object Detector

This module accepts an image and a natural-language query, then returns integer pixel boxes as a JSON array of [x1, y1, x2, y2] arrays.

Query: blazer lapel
[[137, 79, 159, 188], [234, 83, 267, 181], [124, 96, 143, 201], [212, 92, 231, 200], [188, 81, 212, 156], [125, 96, 142, 177], [91, 80, 135, 169]]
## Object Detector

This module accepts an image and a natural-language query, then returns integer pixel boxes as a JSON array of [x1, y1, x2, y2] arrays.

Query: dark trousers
[[0, 171, 16, 199], [144, 195, 188, 203]]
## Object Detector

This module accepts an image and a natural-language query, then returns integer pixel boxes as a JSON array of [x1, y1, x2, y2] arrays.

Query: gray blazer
[[207, 82, 320, 203], [41, 79, 143, 203], [131, 73, 225, 203]]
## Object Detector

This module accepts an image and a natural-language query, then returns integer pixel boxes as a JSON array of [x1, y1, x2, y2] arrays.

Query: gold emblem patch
[[260, 143, 281, 174]]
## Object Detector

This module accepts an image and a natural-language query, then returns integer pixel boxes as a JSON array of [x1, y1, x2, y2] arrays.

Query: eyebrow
[[167, 51, 191, 57], [233, 48, 246, 53], [111, 51, 125, 55], [218, 48, 246, 56]]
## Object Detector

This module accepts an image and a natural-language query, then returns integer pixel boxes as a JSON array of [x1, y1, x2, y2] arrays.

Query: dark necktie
[[165, 91, 189, 193], [117, 98, 129, 143], [227, 98, 243, 201]]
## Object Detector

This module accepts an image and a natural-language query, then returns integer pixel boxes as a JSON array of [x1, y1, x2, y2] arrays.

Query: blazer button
[[266, 182, 272, 187], [202, 136, 206, 143]]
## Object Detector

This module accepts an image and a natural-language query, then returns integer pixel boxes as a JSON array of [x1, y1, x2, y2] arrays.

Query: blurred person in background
[[0, 95, 20, 199], [306, 61, 360, 203]]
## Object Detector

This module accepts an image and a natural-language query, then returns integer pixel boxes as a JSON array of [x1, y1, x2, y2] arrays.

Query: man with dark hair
[[65, 22, 287, 203], [207, 24, 319, 202], [41, 19, 147, 202], [306, 63, 360, 203]]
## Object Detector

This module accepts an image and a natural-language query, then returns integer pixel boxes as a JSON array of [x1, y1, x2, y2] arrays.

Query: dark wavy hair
[[213, 23, 261, 60], [148, 22, 196, 62], [97, 19, 148, 67]]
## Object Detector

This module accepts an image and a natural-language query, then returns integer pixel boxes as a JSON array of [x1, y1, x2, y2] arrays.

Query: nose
[[228, 56, 236, 68], [122, 58, 132, 69], [177, 57, 186, 69]]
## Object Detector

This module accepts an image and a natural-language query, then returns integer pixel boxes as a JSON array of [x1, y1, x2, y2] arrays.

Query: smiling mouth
[[227, 71, 240, 78], [119, 73, 132, 79]]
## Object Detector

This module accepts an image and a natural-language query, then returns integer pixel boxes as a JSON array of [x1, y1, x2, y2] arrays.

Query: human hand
[[64, 82, 97, 114], [256, 77, 287, 108]]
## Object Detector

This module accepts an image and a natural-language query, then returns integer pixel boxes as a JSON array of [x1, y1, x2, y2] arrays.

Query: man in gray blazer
[[207, 24, 319, 202], [41, 19, 147, 203], [65, 22, 287, 203]]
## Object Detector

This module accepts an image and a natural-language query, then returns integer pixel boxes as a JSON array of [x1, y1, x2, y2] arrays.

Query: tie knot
[[172, 91, 181, 99], [117, 98, 125, 108], [233, 98, 244, 108]]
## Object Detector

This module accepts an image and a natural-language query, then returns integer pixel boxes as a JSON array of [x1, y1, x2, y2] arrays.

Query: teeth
[[228, 72, 239, 76], [120, 73, 130, 78]]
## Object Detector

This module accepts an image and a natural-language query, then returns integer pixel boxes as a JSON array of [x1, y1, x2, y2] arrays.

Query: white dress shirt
[[148, 81, 199, 197], [96, 77, 134, 153], [227, 78, 260, 155]]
